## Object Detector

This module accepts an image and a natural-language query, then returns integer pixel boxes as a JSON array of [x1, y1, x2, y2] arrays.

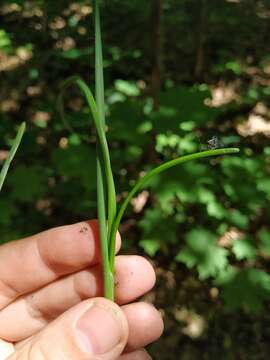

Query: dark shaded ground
[[144, 260, 270, 360]]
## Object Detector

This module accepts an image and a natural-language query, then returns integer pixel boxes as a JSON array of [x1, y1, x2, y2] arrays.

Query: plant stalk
[[0, 122, 26, 193], [109, 147, 239, 268], [94, 0, 115, 300]]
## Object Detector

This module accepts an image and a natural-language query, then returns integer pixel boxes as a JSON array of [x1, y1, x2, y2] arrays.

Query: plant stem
[[97, 155, 114, 300], [94, 0, 115, 300], [58, 75, 115, 298], [0, 122, 26, 193], [109, 147, 239, 268], [94, 1, 116, 240]]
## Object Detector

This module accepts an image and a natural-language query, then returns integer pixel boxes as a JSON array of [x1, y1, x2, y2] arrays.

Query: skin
[[0, 220, 163, 359]]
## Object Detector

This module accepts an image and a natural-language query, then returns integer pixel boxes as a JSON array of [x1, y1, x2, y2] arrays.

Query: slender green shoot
[[58, 76, 116, 227], [58, 75, 115, 299], [108, 147, 239, 269], [0, 122, 26, 193], [59, 0, 240, 301], [94, 0, 116, 300]]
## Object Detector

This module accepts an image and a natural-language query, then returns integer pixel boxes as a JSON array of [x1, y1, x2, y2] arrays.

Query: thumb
[[11, 298, 128, 360]]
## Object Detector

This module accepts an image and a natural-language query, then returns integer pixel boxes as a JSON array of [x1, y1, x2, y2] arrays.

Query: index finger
[[0, 220, 120, 310]]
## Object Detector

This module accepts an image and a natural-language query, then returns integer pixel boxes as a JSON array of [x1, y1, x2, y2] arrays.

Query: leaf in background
[[52, 144, 96, 191], [109, 145, 143, 173], [0, 199, 18, 226], [258, 228, 270, 257], [176, 228, 229, 279], [8, 165, 47, 202], [221, 156, 265, 211], [151, 86, 220, 134], [229, 209, 249, 229], [155, 133, 197, 155], [150, 162, 211, 209], [217, 268, 270, 312], [197, 187, 216, 203], [154, 182, 180, 216], [257, 178, 270, 198], [232, 236, 257, 260], [115, 79, 140, 97], [225, 60, 242, 75], [139, 208, 178, 254], [59, 47, 92, 59], [0, 30, 11, 52], [7, 165, 47, 202], [107, 100, 149, 145], [139, 238, 161, 257], [206, 201, 227, 220]]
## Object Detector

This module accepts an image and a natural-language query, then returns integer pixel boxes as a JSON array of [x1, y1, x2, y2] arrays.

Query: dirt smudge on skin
[[79, 226, 89, 234]]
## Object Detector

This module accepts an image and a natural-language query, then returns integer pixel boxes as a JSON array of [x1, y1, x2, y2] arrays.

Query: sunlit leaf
[[258, 228, 270, 257], [176, 228, 229, 279], [232, 237, 257, 260], [8, 165, 47, 202], [217, 268, 270, 312], [52, 144, 96, 190], [139, 238, 161, 257]]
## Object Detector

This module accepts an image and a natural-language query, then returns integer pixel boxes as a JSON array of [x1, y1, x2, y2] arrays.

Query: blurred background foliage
[[1, 0, 270, 358]]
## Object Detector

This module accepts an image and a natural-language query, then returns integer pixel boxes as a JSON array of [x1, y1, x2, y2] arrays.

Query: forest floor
[[142, 258, 270, 360]]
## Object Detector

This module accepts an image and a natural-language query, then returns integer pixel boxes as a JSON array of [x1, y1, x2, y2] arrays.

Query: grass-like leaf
[[0, 122, 26, 193], [94, 0, 116, 300], [58, 0, 240, 301], [108, 148, 239, 268], [58, 75, 116, 299]]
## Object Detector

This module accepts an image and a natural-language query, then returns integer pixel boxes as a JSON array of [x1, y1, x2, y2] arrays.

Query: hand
[[0, 220, 163, 359]]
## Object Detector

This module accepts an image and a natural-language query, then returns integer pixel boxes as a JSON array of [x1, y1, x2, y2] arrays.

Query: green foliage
[[0, 0, 269, 317], [232, 237, 256, 261], [258, 229, 270, 257], [151, 86, 220, 134], [8, 165, 47, 202], [0, 123, 26, 193], [0, 200, 18, 227], [52, 144, 97, 191], [139, 208, 178, 256], [0, 30, 11, 52], [176, 228, 229, 280], [217, 268, 270, 312]]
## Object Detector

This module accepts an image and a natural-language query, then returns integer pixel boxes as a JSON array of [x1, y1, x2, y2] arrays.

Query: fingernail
[[76, 303, 123, 354]]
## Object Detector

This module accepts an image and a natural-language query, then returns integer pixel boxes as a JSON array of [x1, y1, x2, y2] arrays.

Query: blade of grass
[[0, 122, 26, 193], [58, 75, 115, 298], [97, 155, 114, 299], [109, 147, 240, 268], [94, 0, 115, 300], [58, 76, 116, 228], [94, 0, 116, 239]]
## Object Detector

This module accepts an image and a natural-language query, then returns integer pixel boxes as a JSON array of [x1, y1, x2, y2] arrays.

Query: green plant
[[0, 122, 26, 193], [58, 0, 239, 301]]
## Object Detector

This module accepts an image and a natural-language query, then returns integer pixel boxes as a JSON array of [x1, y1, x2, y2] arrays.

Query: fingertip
[[119, 349, 152, 360], [115, 256, 156, 304], [122, 302, 164, 351]]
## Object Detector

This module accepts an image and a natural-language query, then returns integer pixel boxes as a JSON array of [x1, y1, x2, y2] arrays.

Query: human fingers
[[118, 349, 152, 359], [0, 220, 120, 309], [122, 302, 163, 352], [0, 256, 155, 342], [13, 301, 163, 358], [10, 298, 128, 360]]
